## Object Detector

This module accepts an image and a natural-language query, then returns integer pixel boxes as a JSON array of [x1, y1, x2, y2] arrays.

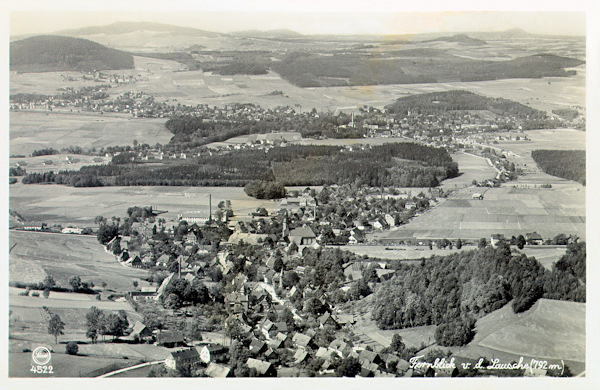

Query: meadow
[[9, 183, 279, 227], [9, 111, 172, 157], [9, 231, 150, 290]]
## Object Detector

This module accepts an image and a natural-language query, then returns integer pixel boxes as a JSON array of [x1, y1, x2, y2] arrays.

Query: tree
[[478, 238, 488, 249], [69, 275, 83, 291], [42, 275, 56, 290], [48, 314, 65, 344], [516, 235, 526, 250], [86, 306, 104, 344], [66, 341, 79, 355], [456, 239, 463, 249], [335, 356, 361, 377], [103, 312, 129, 341], [186, 312, 203, 344], [390, 334, 406, 355]]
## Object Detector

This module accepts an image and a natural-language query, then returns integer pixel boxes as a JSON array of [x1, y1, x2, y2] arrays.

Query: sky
[[8, 1, 588, 37]]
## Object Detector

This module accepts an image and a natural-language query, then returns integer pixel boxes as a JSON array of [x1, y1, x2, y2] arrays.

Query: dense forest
[[10, 35, 134, 72], [21, 143, 458, 189], [385, 90, 544, 117], [371, 242, 586, 346], [531, 150, 586, 185], [270, 52, 583, 87]]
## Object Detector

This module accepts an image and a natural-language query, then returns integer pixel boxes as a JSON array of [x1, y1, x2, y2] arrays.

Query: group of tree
[[531, 150, 585, 185], [85, 306, 129, 343], [371, 241, 585, 346], [21, 142, 458, 189]]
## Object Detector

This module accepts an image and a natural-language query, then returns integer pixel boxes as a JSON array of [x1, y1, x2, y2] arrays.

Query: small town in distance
[[8, 16, 585, 379]]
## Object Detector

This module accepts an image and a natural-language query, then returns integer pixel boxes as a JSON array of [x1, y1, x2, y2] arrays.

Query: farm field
[[8, 351, 138, 378], [9, 153, 110, 174], [375, 185, 585, 241], [9, 183, 279, 226], [453, 299, 585, 375], [488, 128, 586, 187], [9, 230, 149, 290], [9, 110, 172, 157], [441, 152, 498, 189], [331, 244, 477, 260]]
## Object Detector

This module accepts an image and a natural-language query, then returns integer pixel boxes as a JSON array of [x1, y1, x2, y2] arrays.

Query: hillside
[[54, 21, 224, 38], [385, 90, 545, 117], [10, 35, 134, 72], [427, 34, 486, 45]]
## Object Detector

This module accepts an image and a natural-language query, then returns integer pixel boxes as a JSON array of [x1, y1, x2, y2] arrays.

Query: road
[[97, 360, 164, 378]]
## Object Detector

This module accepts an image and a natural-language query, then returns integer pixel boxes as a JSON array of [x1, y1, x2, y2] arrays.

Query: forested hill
[[371, 242, 585, 346], [10, 35, 134, 72], [385, 90, 545, 117]]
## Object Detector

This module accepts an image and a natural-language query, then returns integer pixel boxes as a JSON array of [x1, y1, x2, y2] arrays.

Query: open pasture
[[9, 231, 149, 290], [9, 111, 172, 156], [474, 299, 585, 362], [10, 183, 279, 227], [377, 185, 585, 241]]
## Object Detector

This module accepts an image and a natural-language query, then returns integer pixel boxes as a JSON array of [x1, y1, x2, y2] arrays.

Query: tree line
[[371, 242, 585, 346], [21, 143, 458, 189], [531, 150, 585, 185]]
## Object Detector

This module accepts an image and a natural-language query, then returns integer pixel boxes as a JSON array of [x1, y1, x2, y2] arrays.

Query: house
[[490, 234, 505, 248], [205, 363, 232, 378], [129, 321, 152, 342], [472, 193, 484, 200], [293, 349, 309, 364], [129, 290, 158, 302], [318, 312, 340, 329], [289, 226, 316, 246], [61, 227, 82, 234], [359, 350, 383, 366], [292, 333, 314, 350], [155, 331, 185, 348], [249, 339, 268, 356], [164, 348, 200, 370], [199, 344, 228, 363], [375, 268, 396, 281], [526, 232, 543, 245], [316, 347, 335, 360], [246, 358, 276, 377], [359, 361, 379, 377]]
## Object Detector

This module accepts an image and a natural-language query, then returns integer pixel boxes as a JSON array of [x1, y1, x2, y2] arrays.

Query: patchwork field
[[9, 231, 149, 290], [375, 185, 585, 241], [9, 183, 279, 226], [9, 111, 172, 157]]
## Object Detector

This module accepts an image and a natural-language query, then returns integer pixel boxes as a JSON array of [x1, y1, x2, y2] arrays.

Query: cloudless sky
[[9, 2, 587, 37]]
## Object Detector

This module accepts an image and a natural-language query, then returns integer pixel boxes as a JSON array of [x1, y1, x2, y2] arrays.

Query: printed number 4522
[[31, 365, 53, 374]]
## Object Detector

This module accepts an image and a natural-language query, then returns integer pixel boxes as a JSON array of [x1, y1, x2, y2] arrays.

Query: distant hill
[[385, 90, 543, 117], [232, 29, 303, 39], [427, 34, 486, 46], [55, 21, 224, 38], [10, 35, 134, 72]]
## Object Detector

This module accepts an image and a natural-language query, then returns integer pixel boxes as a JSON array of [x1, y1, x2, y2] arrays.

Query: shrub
[[66, 341, 79, 355], [31, 291, 40, 297]]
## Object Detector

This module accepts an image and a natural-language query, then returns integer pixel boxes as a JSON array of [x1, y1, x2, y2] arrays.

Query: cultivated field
[[9, 231, 149, 290], [441, 152, 498, 188], [9, 153, 110, 174], [375, 185, 585, 241], [9, 111, 172, 157], [9, 183, 279, 227], [332, 244, 477, 261], [518, 246, 569, 271]]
